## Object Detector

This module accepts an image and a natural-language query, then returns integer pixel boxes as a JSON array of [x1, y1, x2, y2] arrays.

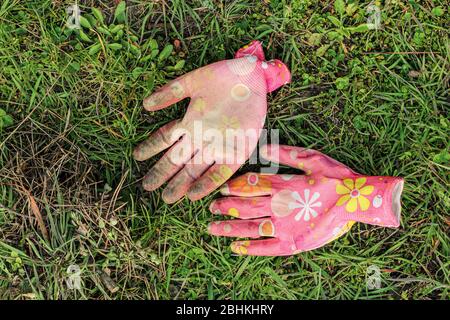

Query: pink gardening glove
[[208, 144, 404, 256], [133, 41, 291, 203]]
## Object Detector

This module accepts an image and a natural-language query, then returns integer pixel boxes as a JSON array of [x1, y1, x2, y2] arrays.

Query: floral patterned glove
[[208, 144, 404, 256], [133, 41, 291, 203]]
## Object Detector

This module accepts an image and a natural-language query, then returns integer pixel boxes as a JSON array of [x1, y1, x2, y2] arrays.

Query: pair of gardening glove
[[134, 41, 404, 256]]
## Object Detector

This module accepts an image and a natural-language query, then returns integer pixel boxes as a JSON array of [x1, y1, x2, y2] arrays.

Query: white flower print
[[288, 189, 322, 221]]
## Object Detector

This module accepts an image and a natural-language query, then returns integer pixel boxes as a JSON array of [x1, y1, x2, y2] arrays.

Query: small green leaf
[[175, 60, 186, 70], [79, 16, 92, 29], [78, 29, 92, 42], [150, 49, 159, 59], [69, 62, 81, 72], [84, 14, 97, 27], [107, 43, 123, 51], [172, 60, 185, 70], [328, 15, 342, 27], [63, 28, 73, 37], [0, 109, 13, 128], [307, 33, 322, 46], [89, 43, 102, 55], [349, 24, 370, 33], [432, 150, 450, 164], [346, 3, 358, 16], [129, 43, 141, 56], [316, 44, 330, 57], [114, 1, 127, 23], [114, 29, 124, 41], [413, 31, 425, 46], [97, 26, 111, 36], [431, 7, 444, 17], [115, 1, 126, 16], [334, 0, 345, 16], [342, 28, 351, 38], [132, 67, 144, 80], [140, 54, 153, 63], [109, 24, 124, 34], [352, 115, 367, 130], [2, 114, 13, 127], [335, 76, 350, 90], [158, 44, 173, 62], [14, 27, 28, 35], [92, 7, 104, 25], [148, 39, 158, 51], [327, 31, 341, 41]]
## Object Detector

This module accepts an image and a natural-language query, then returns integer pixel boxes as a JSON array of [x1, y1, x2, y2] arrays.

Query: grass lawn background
[[0, 0, 448, 299]]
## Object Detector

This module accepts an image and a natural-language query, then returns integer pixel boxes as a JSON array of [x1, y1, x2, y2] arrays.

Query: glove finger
[[162, 157, 213, 204], [142, 139, 195, 191], [260, 144, 315, 173], [187, 163, 241, 201], [207, 218, 274, 238], [143, 75, 191, 111], [133, 120, 183, 161], [219, 173, 273, 197], [229, 239, 292, 256], [209, 197, 271, 219], [260, 144, 353, 176]]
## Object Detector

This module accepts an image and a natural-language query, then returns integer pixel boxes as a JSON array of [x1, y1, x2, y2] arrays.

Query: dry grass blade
[[26, 192, 49, 241]]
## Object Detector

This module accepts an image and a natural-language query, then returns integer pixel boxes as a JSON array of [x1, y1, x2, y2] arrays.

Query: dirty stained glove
[[133, 41, 291, 203], [208, 144, 404, 256]]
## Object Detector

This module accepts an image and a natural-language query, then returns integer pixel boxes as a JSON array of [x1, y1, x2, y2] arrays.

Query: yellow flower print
[[336, 177, 374, 213], [231, 240, 250, 255], [228, 208, 240, 217], [209, 165, 233, 186], [220, 115, 240, 131], [202, 68, 215, 81], [192, 97, 206, 112]]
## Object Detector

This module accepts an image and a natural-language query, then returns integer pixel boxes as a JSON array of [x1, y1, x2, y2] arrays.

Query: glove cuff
[[383, 177, 404, 227], [339, 176, 404, 228]]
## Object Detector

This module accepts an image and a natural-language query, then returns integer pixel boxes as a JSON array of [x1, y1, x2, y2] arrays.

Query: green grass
[[0, 0, 449, 299]]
